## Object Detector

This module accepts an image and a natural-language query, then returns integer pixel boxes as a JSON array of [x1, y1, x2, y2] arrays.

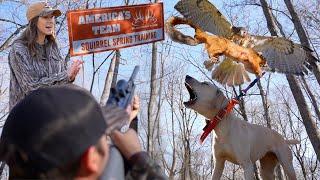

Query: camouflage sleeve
[[54, 76, 72, 85], [126, 152, 167, 180], [9, 44, 70, 93], [53, 43, 72, 85]]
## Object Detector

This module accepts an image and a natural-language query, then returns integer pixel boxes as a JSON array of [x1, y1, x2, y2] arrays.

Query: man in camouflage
[[0, 85, 167, 179]]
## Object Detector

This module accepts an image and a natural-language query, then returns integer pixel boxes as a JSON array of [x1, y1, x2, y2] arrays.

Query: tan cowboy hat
[[26, 2, 61, 21]]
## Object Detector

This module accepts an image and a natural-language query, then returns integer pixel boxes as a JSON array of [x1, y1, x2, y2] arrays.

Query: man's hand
[[111, 129, 142, 160], [68, 59, 83, 82], [126, 96, 140, 123]]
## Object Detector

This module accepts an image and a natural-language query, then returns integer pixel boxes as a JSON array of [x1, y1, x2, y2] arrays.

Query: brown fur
[[166, 16, 267, 76], [165, 17, 200, 46]]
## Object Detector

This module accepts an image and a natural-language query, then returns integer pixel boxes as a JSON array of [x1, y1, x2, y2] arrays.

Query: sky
[[0, 0, 318, 173], [0, 0, 306, 123], [1, 0, 316, 117], [0, 0, 264, 141], [0, 0, 318, 127]]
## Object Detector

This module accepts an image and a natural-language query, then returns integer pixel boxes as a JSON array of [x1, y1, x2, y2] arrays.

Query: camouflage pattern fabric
[[8, 39, 70, 110]]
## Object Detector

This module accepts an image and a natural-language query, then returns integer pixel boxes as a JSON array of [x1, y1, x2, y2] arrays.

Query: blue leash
[[236, 72, 266, 100]]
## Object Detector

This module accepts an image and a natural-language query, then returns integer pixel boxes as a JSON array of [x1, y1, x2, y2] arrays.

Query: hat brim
[[39, 9, 61, 17]]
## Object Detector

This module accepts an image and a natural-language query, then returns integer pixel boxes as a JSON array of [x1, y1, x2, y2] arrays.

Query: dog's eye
[[202, 82, 210, 85]]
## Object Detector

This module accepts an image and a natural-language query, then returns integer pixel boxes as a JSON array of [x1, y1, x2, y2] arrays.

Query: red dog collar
[[200, 98, 239, 143]]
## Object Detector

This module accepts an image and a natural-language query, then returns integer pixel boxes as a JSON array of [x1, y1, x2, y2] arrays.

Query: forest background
[[0, 0, 319, 179]]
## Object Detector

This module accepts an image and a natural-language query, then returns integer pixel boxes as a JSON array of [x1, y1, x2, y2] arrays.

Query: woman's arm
[[9, 45, 69, 93]]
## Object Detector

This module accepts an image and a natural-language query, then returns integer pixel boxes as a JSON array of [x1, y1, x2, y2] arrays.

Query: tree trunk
[[284, 0, 320, 85], [301, 77, 320, 121], [147, 42, 158, 156], [286, 75, 320, 160], [90, 53, 95, 93], [187, 140, 193, 180], [260, 0, 320, 161], [168, 82, 176, 179], [147, 0, 161, 157], [284, 0, 320, 125], [256, 79, 271, 128], [100, 53, 117, 105], [154, 53, 165, 161], [179, 107, 193, 180], [111, 50, 120, 89]]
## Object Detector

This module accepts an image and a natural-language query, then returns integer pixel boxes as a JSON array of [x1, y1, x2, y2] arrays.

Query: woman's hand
[[68, 59, 83, 82]]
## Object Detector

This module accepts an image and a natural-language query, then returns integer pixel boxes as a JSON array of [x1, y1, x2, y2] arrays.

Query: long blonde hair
[[18, 16, 57, 57]]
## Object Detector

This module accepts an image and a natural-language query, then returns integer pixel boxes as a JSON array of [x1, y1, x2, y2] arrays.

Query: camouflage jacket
[[8, 39, 70, 110], [126, 152, 167, 180]]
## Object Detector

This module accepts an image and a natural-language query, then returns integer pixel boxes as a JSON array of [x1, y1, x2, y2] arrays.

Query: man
[[0, 85, 167, 179]]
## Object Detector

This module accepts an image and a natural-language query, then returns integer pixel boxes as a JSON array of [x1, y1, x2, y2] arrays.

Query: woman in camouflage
[[8, 2, 83, 110]]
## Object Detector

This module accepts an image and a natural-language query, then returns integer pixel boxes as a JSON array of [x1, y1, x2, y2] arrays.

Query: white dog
[[184, 75, 298, 180]]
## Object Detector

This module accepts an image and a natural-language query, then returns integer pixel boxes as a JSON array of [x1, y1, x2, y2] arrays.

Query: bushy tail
[[165, 16, 201, 46], [285, 139, 300, 145], [211, 58, 251, 86]]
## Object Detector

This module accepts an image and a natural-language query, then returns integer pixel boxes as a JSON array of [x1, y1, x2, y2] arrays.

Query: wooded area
[[0, 0, 319, 179]]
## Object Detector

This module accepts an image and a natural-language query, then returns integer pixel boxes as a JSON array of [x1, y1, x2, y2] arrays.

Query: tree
[[283, 0, 320, 86], [147, 0, 161, 157], [100, 51, 117, 105], [260, 0, 320, 162]]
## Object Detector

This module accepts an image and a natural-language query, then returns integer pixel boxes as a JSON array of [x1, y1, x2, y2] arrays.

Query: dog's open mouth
[[184, 82, 197, 106]]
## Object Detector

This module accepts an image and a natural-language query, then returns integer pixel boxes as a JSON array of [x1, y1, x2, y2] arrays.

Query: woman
[[8, 2, 83, 110]]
